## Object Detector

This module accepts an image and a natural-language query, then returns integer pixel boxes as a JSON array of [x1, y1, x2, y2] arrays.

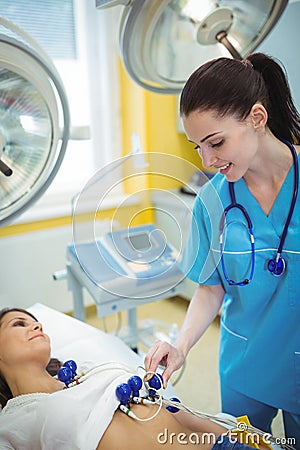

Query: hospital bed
[[27, 302, 175, 398], [27, 303, 289, 450]]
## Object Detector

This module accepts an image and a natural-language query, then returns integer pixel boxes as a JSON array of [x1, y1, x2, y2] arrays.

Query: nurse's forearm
[[174, 284, 224, 358]]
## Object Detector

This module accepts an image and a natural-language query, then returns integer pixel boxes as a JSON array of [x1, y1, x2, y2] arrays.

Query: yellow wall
[[0, 202, 155, 237], [0, 216, 72, 237], [119, 61, 201, 196], [119, 61, 200, 167]]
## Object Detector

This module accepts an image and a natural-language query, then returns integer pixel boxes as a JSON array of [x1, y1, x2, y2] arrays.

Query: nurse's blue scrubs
[[180, 155, 300, 443]]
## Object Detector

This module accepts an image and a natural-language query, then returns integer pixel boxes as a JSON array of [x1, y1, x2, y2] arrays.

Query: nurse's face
[[0, 311, 51, 370], [183, 108, 259, 182]]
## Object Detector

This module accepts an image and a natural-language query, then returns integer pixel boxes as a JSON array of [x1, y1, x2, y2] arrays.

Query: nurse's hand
[[144, 339, 185, 388]]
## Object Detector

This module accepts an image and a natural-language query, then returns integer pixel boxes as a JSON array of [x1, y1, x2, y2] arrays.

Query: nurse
[[145, 53, 300, 446]]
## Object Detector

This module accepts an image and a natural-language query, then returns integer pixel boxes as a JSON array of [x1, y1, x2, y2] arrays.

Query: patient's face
[[0, 311, 51, 369]]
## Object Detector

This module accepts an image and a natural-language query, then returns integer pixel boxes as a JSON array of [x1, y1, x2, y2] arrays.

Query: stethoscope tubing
[[276, 138, 299, 256], [219, 138, 299, 285], [219, 191, 255, 286]]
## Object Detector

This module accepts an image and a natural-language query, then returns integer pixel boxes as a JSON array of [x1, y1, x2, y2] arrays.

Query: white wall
[[257, 1, 300, 111], [0, 226, 81, 312]]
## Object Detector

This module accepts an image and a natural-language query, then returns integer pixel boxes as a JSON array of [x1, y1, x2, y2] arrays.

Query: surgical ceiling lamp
[[96, 0, 288, 94], [0, 18, 70, 226]]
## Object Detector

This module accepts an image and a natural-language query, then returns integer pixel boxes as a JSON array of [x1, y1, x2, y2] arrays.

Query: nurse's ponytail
[[180, 52, 300, 144], [247, 53, 300, 143]]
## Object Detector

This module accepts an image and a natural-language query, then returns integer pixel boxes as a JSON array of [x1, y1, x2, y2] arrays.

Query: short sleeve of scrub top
[[180, 175, 225, 286]]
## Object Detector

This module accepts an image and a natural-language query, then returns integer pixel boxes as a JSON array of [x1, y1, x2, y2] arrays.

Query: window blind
[[0, 0, 76, 59]]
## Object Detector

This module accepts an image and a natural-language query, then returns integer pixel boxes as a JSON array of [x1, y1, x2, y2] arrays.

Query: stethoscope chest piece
[[267, 255, 286, 276]]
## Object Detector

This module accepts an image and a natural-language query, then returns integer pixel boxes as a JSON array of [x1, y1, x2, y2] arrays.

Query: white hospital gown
[[0, 362, 135, 450]]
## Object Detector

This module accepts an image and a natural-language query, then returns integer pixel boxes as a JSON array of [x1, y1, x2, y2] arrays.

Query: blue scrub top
[[180, 155, 300, 414]]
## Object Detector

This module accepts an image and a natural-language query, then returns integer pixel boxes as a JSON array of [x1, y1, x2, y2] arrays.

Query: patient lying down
[[0, 308, 272, 450]]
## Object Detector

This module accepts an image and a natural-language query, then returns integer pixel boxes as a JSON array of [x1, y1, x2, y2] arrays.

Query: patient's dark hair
[[0, 308, 62, 408], [180, 52, 300, 144]]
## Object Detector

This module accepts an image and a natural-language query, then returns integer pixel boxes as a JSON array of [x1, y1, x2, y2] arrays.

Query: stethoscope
[[219, 138, 299, 286]]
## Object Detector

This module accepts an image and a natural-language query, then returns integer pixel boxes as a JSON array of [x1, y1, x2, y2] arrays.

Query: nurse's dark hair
[[0, 307, 62, 409], [180, 52, 300, 144]]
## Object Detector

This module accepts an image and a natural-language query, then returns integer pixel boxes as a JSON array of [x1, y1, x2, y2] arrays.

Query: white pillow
[[28, 303, 142, 369]]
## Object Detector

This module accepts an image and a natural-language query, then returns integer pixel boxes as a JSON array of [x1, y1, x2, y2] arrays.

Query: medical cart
[[63, 224, 187, 349]]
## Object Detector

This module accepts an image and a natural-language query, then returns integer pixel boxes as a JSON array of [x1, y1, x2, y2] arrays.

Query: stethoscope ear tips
[[267, 257, 286, 276]]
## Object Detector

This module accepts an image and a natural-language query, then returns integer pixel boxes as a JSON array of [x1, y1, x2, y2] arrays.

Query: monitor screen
[[125, 232, 151, 251]]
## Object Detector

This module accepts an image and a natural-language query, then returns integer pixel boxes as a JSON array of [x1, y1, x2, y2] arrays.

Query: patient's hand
[[144, 339, 185, 387]]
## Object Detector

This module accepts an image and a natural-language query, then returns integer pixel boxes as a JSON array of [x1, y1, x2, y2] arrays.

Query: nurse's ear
[[249, 103, 268, 131]]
